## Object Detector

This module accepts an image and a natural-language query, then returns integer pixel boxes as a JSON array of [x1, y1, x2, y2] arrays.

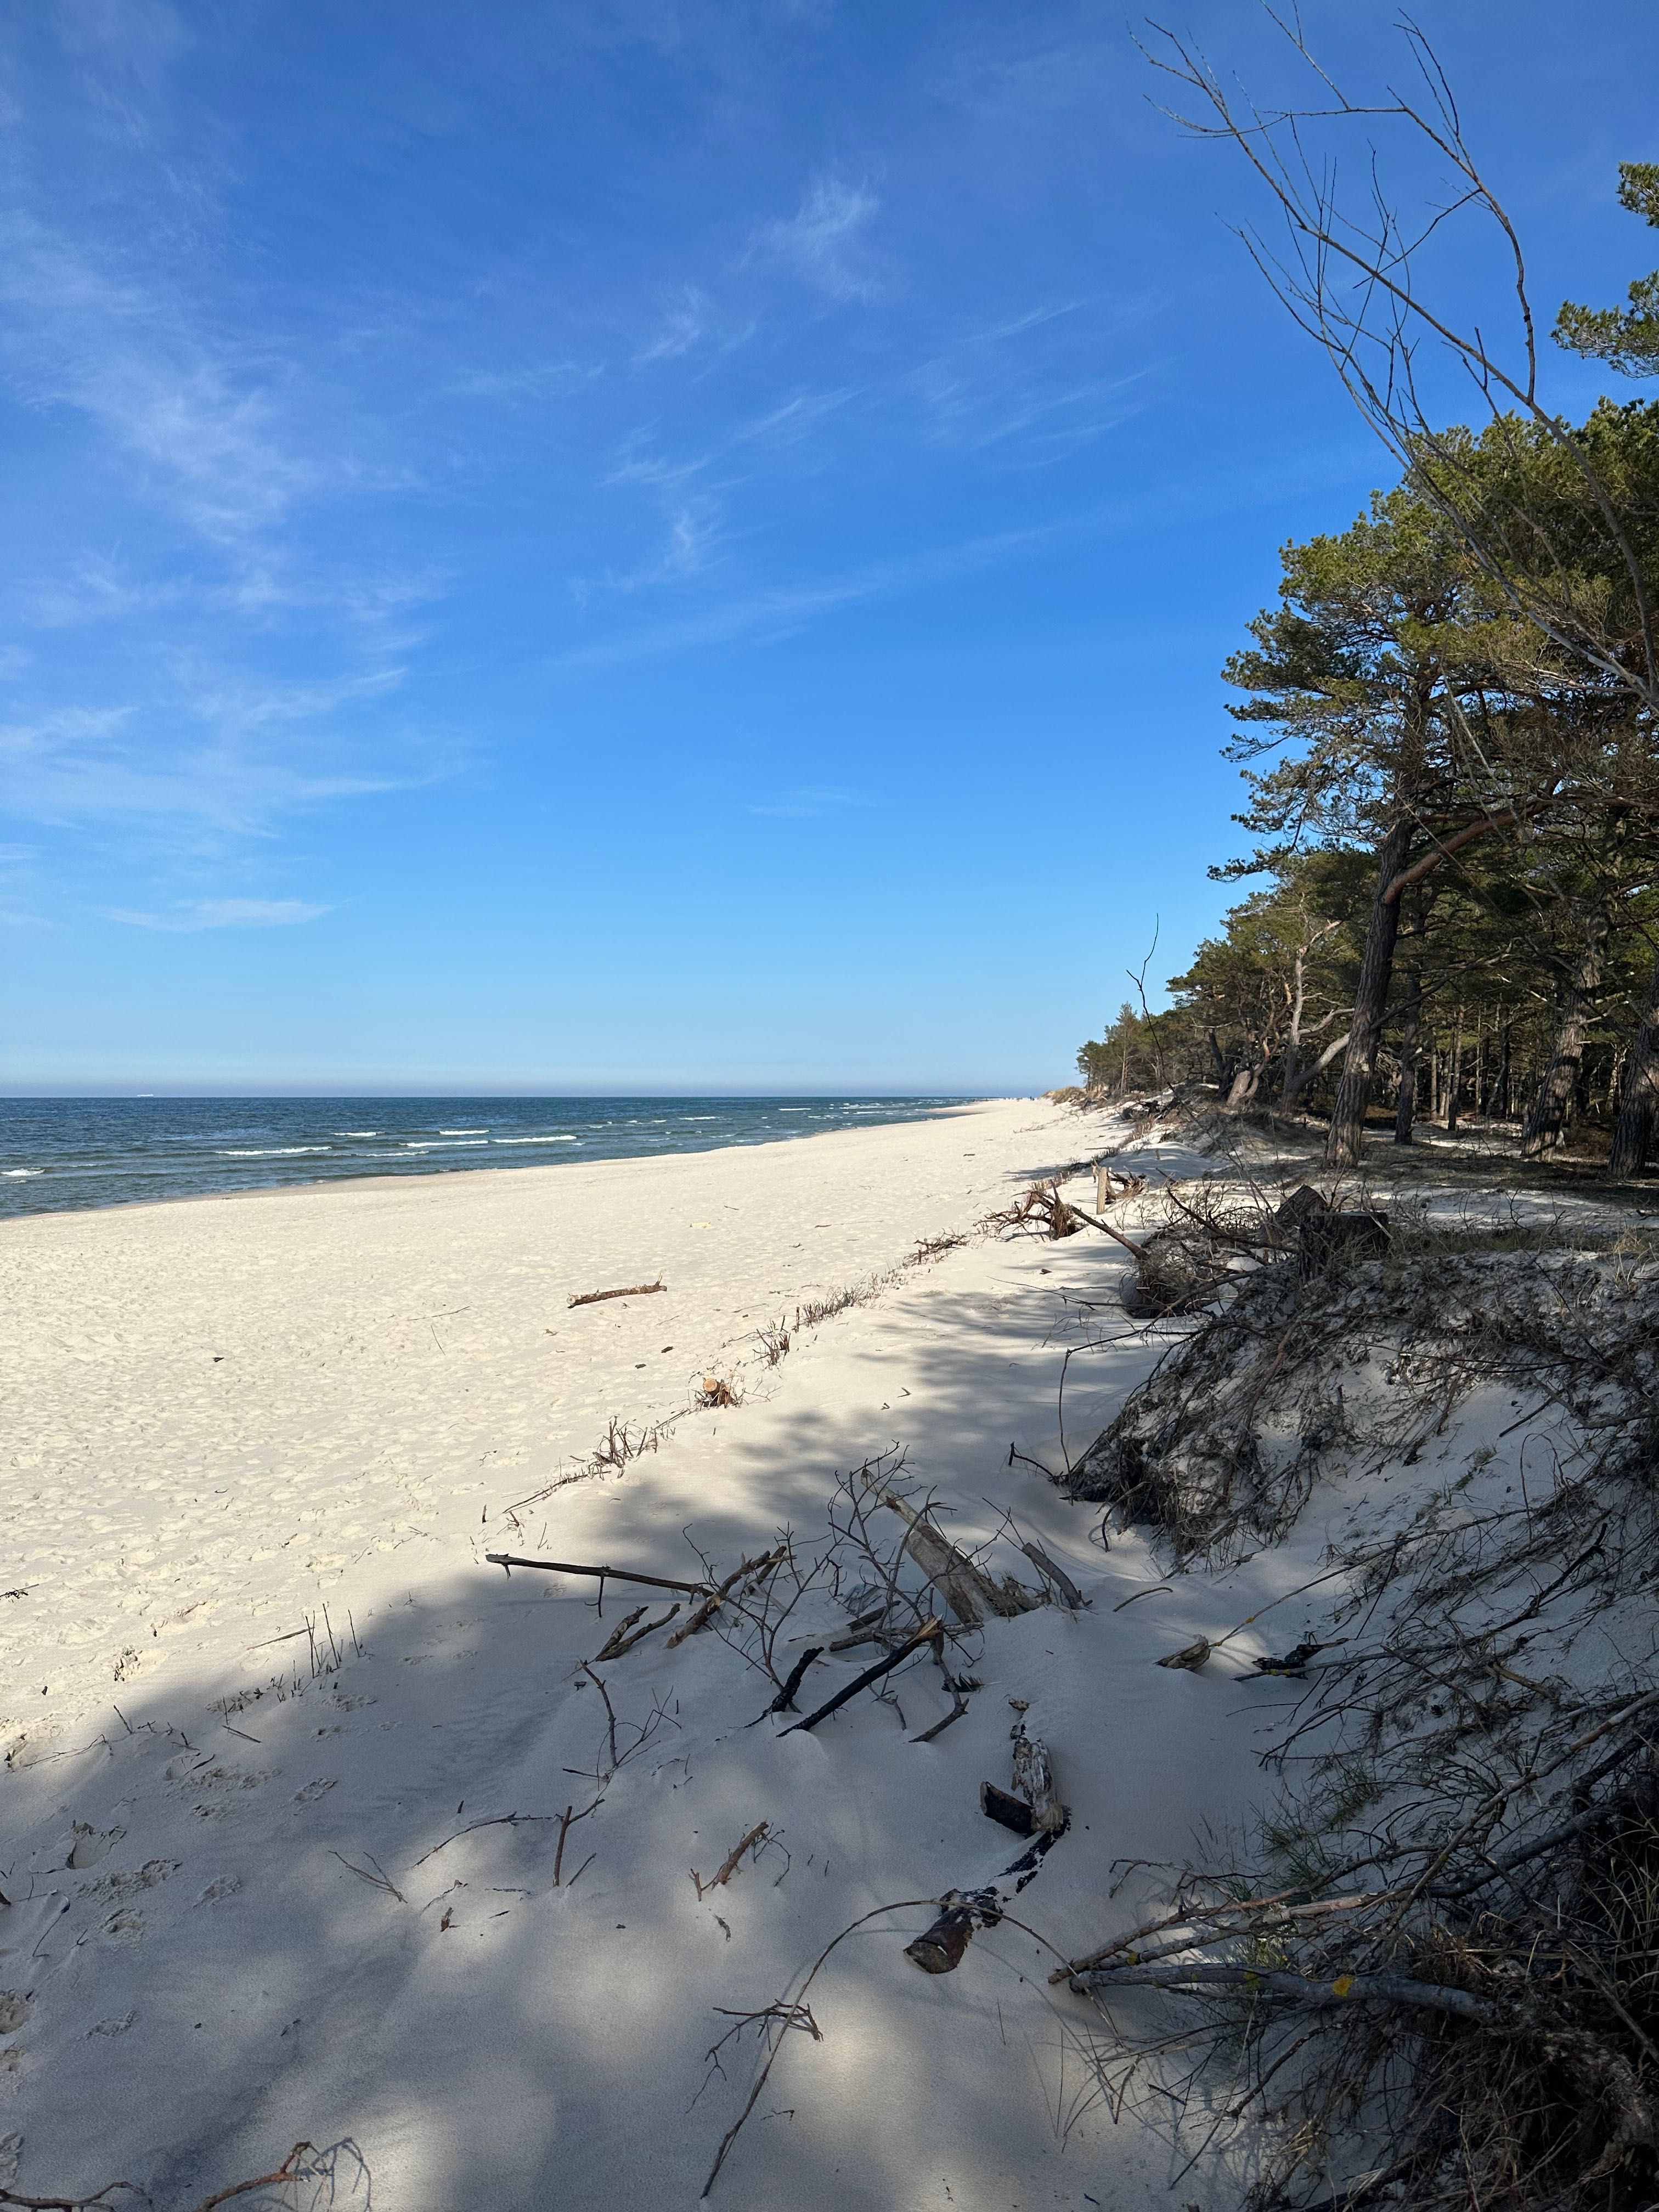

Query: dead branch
[[1072, 1961, 1494, 2020], [568, 1280, 665, 1308], [593, 1601, 681, 1660], [483, 1553, 706, 1596], [1018, 1540, 1086, 1608], [330, 1848, 407, 1901], [781, 1618, 944, 1735], [692, 1822, 770, 1900], [666, 1546, 790, 1647], [753, 1646, 823, 1722]]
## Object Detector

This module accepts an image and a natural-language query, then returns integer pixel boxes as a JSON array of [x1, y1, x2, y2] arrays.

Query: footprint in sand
[[292, 1778, 337, 1804], [100, 1911, 143, 1945], [80, 1861, 178, 1903], [0, 1998, 26, 2035], [67, 1823, 124, 1870], [196, 1876, 241, 1904]]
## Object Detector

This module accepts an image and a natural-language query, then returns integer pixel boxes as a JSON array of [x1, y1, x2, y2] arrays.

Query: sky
[[2, 1, 1656, 1096]]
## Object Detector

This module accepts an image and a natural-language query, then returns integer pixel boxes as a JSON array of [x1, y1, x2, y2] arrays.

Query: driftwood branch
[[191, 2145, 321, 2212], [753, 1646, 823, 1722], [483, 1553, 707, 1595], [593, 1601, 681, 1660], [1019, 1540, 1086, 1607], [665, 1547, 790, 1647], [781, 1618, 944, 1734], [692, 1821, 770, 1899], [568, 1280, 665, 1308]]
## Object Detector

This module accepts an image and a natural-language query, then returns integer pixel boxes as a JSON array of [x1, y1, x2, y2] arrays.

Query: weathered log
[[879, 1492, 1043, 1626], [484, 1552, 706, 1595]]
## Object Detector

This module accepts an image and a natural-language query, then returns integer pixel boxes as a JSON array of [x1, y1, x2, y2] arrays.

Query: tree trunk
[[1498, 1020, 1513, 1120], [1522, 915, 1610, 1159], [1324, 814, 1416, 1168], [1393, 966, 1423, 1144], [1609, 951, 1659, 1179], [1446, 1007, 1464, 1134]]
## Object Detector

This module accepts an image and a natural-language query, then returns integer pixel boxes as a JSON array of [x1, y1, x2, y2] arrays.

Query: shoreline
[[0, 1094, 992, 1228]]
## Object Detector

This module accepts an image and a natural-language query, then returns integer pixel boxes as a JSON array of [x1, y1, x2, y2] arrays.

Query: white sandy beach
[[1, 1100, 1412, 2210]]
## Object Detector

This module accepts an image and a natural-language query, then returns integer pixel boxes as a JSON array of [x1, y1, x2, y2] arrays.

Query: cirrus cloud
[[99, 897, 332, 930]]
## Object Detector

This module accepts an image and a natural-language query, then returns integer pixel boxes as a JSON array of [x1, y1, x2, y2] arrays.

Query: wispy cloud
[[748, 786, 863, 819], [733, 387, 858, 448], [0, 216, 323, 549], [749, 174, 884, 303], [561, 515, 1064, 667], [583, 435, 729, 592], [100, 897, 332, 931], [0, 667, 428, 835]]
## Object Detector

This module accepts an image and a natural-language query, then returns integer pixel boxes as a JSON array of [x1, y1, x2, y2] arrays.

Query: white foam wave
[[334, 1130, 381, 1137], [403, 1140, 489, 1150], [219, 1146, 332, 1156], [493, 1135, 580, 1144], [3, 1167, 43, 1178]]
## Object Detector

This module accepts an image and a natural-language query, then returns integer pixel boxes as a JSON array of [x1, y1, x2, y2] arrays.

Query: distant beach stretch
[[0, 1094, 967, 1220]]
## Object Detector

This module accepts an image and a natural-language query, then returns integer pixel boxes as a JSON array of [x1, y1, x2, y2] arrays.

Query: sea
[[0, 1096, 969, 1221]]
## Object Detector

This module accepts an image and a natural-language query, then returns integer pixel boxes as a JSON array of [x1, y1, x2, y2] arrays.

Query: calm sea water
[[0, 1097, 968, 1221]]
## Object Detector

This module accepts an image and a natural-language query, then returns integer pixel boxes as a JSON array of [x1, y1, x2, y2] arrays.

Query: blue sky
[[2, 1, 1656, 1094]]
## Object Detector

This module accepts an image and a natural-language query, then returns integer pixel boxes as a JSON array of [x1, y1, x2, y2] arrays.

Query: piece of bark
[[484, 1553, 705, 1596], [906, 1901, 980, 1974], [980, 1781, 1035, 1836], [880, 1492, 1043, 1626], [1011, 1724, 1065, 1833], [781, 1618, 944, 1735]]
